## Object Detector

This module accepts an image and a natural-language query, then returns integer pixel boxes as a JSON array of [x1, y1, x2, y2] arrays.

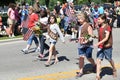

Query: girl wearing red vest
[[94, 14, 117, 80]]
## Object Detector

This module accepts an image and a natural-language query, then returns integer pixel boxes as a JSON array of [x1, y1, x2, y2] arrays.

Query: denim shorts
[[97, 47, 112, 61], [50, 41, 56, 45], [78, 47, 93, 58]]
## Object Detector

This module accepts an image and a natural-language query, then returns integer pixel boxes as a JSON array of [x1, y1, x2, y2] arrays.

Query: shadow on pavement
[[83, 64, 95, 74], [58, 56, 70, 62], [100, 66, 113, 79]]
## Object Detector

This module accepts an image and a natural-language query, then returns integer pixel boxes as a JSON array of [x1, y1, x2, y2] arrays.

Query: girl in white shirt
[[45, 15, 65, 66]]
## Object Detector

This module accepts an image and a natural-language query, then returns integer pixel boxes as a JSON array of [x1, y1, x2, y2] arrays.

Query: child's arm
[[95, 30, 110, 47], [88, 25, 94, 36], [88, 25, 98, 38], [56, 24, 65, 42]]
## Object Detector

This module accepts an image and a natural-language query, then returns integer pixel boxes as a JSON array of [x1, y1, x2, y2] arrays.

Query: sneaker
[[12, 34, 15, 37], [38, 54, 45, 58], [9, 35, 12, 38], [21, 49, 28, 54], [35, 47, 40, 52]]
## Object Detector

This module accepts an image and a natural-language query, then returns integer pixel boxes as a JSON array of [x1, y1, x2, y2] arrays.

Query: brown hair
[[98, 14, 108, 24], [8, 3, 16, 9], [48, 15, 57, 24]]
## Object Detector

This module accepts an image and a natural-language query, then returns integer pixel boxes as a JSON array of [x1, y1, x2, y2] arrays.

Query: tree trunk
[[45, 0, 50, 8]]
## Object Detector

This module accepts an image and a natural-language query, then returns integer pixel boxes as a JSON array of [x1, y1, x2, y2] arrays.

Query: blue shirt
[[98, 6, 104, 14]]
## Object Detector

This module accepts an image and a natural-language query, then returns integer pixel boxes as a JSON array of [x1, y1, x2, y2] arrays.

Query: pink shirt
[[8, 8, 15, 20]]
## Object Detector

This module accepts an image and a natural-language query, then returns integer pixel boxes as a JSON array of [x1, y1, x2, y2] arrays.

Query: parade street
[[0, 28, 120, 80]]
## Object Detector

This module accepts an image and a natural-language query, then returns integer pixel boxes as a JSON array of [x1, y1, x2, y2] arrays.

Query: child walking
[[45, 15, 65, 66], [94, 14, 117, 80], [76, 12, 96, 77]]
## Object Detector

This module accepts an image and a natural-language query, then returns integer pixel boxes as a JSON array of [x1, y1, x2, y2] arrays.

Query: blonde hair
[[77, 12, 89, 22], [28, 6, 35, 12]]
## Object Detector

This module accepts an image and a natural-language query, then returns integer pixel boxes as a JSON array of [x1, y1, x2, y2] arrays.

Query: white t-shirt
[[39, 17, 48, 25], [39, 17, 48, 37], [49, 23, 64, 42]]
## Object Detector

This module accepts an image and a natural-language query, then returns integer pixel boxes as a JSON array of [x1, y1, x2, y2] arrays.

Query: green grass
[[0, 35, 22, 40]]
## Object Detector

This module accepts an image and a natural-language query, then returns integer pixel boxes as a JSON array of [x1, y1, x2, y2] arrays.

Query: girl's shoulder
[[8, 8, 12, 11], [40, 17, 48, 20], [50, 23, 58, 28], [53, 23, 59, 27]]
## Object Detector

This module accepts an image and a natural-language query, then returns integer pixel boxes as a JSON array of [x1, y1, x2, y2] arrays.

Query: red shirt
[[98, 25, 111, 48], [28, 13, 38, 28], [0, 16, 2, 26]]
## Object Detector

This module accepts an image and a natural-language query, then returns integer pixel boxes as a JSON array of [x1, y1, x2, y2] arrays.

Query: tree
[[45, 0, 50, 8], [88, 0, 91, 3], [0, 0, 15, 6]]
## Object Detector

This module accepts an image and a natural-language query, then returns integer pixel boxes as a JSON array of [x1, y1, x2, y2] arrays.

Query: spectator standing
[[7, 3, 16, 37], [116, 5, 120, 28], [62, 2, 76, 36], [92, 5, 100, 29], [33, 0, 41, 14], [0, 16, 10, 35], [53, 1, 61, 16], [84, 6, 94, 28], [20, 5, 28, 22], [14, 4, 21, 35], [98, 4, 104, 15]]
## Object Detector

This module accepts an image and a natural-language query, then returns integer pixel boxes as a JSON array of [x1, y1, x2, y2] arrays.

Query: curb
[[0, 38, 23, 43]]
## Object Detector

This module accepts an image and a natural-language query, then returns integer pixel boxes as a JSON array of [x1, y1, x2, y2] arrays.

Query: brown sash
[[48, 25, 58, 40]]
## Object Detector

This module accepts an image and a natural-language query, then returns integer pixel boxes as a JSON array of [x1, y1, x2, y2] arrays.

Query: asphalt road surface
[[0, 28, 120, 80]]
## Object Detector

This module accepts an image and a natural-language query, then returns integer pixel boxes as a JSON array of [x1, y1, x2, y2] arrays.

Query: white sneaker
[[35, 47, 40, 52], [9, 35, 12, 38], [21, 49, 28, 54], [12, 34, 15, 37]]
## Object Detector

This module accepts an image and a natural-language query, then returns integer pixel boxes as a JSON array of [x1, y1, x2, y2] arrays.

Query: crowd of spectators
[[0, 1, 120, 37]]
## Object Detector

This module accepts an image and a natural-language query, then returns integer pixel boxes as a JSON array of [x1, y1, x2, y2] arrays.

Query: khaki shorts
[[7, 18, 16, 25]]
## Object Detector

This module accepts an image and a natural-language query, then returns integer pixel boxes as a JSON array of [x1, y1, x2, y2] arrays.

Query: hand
[[83, 39, 88, 44], [79, 37, 86, 44], [94, 43, 98, 47], [31, 27, 36, 31]]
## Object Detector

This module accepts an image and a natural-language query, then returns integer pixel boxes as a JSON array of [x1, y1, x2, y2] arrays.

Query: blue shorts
[[97, 47, 112, 61], [50, 41, 56, 45], [78, 47, 93, 58]]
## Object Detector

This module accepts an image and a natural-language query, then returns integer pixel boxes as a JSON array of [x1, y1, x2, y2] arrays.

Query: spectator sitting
[[0, 16, 10, 36]]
